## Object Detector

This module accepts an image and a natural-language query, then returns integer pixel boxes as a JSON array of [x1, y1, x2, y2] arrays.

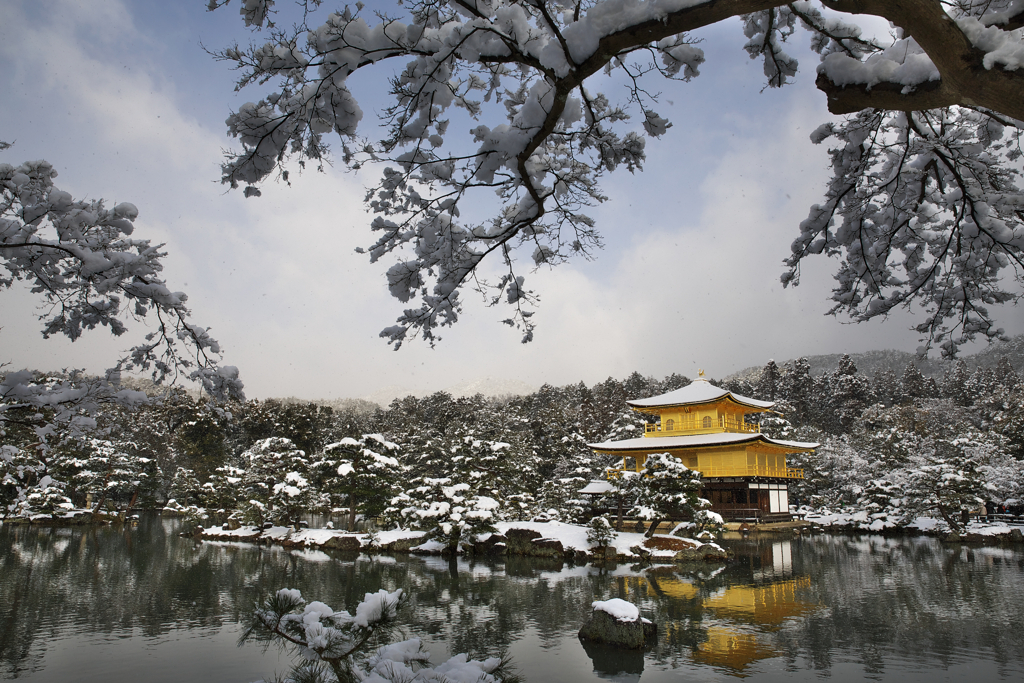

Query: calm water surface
[[2, 515, 1023, 682]]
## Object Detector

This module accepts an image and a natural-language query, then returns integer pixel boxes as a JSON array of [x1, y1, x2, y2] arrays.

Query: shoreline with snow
[[192, 520, 729, 564], [188, 515, 1024, 562]]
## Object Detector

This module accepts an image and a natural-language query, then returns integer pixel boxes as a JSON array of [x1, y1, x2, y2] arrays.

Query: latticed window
[[702, 416, 712, 428], [666, 419, 674, 431]]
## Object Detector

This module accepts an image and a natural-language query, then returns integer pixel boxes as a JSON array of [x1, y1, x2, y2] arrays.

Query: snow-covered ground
[[804, 508, 1024, 538]]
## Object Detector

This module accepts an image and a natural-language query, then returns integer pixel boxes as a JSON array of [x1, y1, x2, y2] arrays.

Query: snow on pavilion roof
[[626, 377, 774, 411], [588, 432, 818, 453]]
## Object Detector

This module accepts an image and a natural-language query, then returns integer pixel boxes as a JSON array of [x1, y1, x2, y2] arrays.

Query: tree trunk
[[645, 518, 662, 538], [348, 494, 357, 531], [124, 489, 139, 518]]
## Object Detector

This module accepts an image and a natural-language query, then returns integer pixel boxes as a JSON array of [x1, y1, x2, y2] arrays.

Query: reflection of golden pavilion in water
[[644, 541, 818, 676]]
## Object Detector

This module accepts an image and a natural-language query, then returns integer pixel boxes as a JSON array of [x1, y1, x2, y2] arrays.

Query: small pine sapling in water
[[586, 516, 616, 550], [241, 588, 517, 683]]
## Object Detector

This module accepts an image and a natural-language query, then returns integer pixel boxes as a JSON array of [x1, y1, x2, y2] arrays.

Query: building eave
[[588, 433, 818, 454]]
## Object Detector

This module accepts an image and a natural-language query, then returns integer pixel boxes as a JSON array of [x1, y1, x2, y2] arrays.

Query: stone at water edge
[[578, 599, 657, 649], [322, 535, 361, 551]]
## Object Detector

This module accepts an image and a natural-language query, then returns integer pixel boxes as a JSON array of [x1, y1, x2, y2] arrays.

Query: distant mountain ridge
[[726, 334, 1024, 382]]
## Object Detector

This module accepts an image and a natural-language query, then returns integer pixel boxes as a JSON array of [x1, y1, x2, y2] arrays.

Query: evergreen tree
[[825, 355, 874, 433], [872, 368, 901, 407], [755, 360, 781, 402], [627, 453, 707, 538], [780, 358, 816, 425], [386, 477, 498, 554], [899, 363, 935, 401], [942, 360, 973, 406], [623, 372, 655, 401], [169, 467, 203, 507], [316, 434, 403, 530], [995, 357, 1020, 392], [236, 437, 314, 527]]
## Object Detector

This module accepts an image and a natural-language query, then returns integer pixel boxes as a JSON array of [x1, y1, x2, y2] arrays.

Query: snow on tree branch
[[1, 149, 244, 441], [213, 1, 1024, 354], [784, 107, 1024, 357]]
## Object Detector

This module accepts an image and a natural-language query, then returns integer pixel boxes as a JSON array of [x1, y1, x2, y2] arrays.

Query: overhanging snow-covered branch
[[1, 149, 244, 440], [214, 0, 1024, 355]]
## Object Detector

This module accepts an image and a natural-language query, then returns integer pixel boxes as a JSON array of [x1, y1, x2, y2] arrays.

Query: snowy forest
[[3, 339, 1023, 535]]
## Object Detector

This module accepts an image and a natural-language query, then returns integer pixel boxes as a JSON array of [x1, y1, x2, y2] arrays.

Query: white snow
[[354, 588, 402, 627], [592, 598, 640, 622], [957, 16, 1024, 72], [578, 480, 615, 494], [589, 431, 818, 451], [626, 376, 774, 409]]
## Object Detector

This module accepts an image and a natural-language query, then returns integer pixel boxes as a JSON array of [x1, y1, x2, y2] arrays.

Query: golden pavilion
[[588, 372, 818, 521]]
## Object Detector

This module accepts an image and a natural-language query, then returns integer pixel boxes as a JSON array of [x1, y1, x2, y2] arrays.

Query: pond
[[2, 515, 1024, 682]]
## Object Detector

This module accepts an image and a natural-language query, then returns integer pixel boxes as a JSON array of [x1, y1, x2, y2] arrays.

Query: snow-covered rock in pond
[[632, 535, 728, 563], [674, 542, 728, 563], [503, 528, 565, 558], [578, 599, 657, 649]]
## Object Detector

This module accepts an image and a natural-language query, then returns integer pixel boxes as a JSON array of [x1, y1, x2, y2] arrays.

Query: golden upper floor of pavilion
[[628, 374, 774, 438]]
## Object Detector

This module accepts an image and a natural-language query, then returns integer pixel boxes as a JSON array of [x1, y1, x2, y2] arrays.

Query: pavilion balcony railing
[[644, 416, 760, 435], [607, 465, 804, 479], [698, 465, 804, 479]]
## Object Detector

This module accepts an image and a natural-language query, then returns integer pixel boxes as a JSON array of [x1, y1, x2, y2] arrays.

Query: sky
[[2, 0, 1021, 403]]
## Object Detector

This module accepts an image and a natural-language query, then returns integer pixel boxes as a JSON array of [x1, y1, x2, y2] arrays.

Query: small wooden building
[[588, 373, 817, 522]]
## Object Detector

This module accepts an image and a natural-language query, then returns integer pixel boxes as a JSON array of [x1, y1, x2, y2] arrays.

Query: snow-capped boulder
[[674, 542, 728, 563], [578, 599, 657, 649]]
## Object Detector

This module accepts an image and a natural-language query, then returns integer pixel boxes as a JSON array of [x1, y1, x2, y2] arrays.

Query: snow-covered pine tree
[[169, 467, 203, 507], [385, 477, 499, 554], [942, 360, 973, 406], [1, 149, 243, 445], [825, 355, 875, 433], [627, 453, 707, 538], [236, 437, 315, 527], [755, 360, 782, 402], [315, 434, 403, 530], [241, 587, 512, 683]]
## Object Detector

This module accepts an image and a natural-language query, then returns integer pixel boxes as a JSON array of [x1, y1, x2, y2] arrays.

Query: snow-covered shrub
[[692, 509, 725, 538], [386, 477, 499, 554], [585, 516, 615, 549], [20, 476, 74, 518], [242, 588, 514, 683]]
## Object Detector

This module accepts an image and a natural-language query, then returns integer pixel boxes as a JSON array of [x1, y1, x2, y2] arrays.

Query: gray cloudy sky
[[2, 0, 1021, 402]]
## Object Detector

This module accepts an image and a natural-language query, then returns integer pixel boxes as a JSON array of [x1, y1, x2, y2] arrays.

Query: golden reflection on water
[[631, 540, 822, 676]]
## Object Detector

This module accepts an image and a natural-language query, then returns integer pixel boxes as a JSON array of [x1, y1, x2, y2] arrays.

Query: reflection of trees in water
[[3, 522, 1024, 680], [774, 534, 1024, 676], [0, 517, 409, 677]]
